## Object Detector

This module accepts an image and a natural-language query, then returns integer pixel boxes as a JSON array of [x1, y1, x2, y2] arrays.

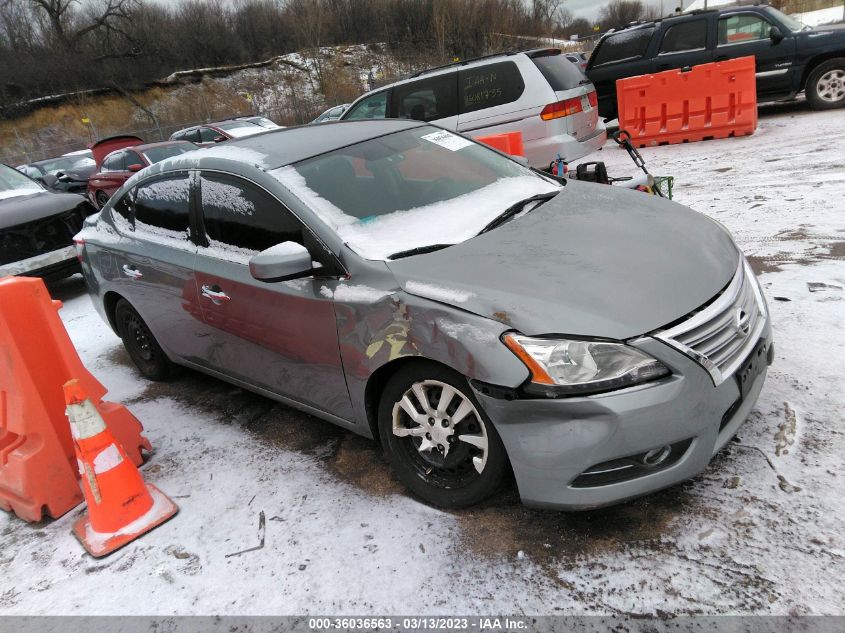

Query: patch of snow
[[0, 187, 45, 200], [201, 177, 256, 217], [319, 283, 393, 303], [405, 281, 475, 304], [273, 167, 560, 260], [794, 6, 844, 27]]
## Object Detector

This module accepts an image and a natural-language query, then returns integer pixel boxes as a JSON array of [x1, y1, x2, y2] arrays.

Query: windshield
[[0, 164, 44, 199], [766, 7, 809, 32], [142, 142, 197, 164], [272, 126, 560, 260], [217, 122, 264, 137], [36, 156, 95, 174]]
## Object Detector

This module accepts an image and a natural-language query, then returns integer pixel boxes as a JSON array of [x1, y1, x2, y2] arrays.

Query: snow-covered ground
[[1, 102, 844, 616], [795, 6, 844, 27]]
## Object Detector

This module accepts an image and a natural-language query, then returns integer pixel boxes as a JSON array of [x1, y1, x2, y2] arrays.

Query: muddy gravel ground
[[1, 101, 843, 616]]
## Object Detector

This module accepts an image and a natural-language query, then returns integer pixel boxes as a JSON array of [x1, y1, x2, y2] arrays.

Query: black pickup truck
[[586, 3, 845, 119]]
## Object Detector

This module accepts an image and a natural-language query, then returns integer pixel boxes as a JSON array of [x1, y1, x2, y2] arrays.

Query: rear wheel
[[114, 299, 175, 381], [378, 362, 508, 508], [806, 59, 845, 110], [95, 190, 110, 209]]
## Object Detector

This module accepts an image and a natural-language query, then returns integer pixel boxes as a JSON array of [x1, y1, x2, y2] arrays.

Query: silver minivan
[[340, 49, 607, 168]]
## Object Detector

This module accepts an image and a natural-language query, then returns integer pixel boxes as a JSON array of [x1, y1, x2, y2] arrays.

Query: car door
[[191, 170, 355, 420], [109, 172, 204, 361], [456, 60, 530, 134], [652, 17, 713, 73], [389, 73, 459, 131], [96, 152, 130, 198], [715, 11, 797, 97]]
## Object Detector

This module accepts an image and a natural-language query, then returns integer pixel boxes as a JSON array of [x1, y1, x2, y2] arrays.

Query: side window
[[344, 91, 389, 120], [659, 20, 708, 54], [125, 151, 143, 169], [592, 27, 656, 66], [719, 14, 769, 45], [111, 190, 135, 231], [199, 173, 305, 257], [101, 152, 123, 173], [199, 127, 220, 142], [133, 175, 191, 239], [459, 61, 525, 114], [181, 129, 200, 143], [392, 74, 458, 121]]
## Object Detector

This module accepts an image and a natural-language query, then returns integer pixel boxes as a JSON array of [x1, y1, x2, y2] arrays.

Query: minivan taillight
[[540, 97, 583, 120], [588, 91, 598, 108]]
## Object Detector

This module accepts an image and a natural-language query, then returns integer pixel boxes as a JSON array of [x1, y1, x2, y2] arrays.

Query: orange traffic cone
[[64, 379, 178, 557]]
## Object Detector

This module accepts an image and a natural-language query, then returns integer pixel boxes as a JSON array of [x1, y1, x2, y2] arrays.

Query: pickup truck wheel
[[806, 59, 845, 110], [114, 299, 176, 381]]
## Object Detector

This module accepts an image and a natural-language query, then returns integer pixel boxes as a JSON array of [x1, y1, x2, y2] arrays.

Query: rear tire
[[114, 299, 176, 381], [95, 190, 110, 209], [378, 361, 508, 508], [806, 59, 845, 110]]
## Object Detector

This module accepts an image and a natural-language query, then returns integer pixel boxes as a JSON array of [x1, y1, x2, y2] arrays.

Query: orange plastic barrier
[[65, 380, 176, 557], [474, 132, 526, 157], [616, 56, 757, 148], [0, 276, 151, 522]]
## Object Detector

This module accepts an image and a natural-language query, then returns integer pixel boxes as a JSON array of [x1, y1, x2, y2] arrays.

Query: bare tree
[[599, 0, 645, 29]]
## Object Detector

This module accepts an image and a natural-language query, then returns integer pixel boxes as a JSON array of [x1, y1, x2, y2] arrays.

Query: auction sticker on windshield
[[421, 130, 474, 151]]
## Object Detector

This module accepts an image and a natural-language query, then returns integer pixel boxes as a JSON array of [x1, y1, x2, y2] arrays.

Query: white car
[[341, 49, 606, 168]]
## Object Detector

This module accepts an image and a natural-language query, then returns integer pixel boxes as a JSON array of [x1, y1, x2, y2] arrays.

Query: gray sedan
[[77, 120, 772, 509]]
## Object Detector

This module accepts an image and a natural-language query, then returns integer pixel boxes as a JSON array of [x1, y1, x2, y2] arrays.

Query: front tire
[[114, 299, 176, 381], [806, 59, 845, 110], [378, 362, 508, 508]]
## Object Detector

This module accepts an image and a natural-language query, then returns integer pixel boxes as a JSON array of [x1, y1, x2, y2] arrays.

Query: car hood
[[387, 180, 739, 340], [0, 190, 87, 229]]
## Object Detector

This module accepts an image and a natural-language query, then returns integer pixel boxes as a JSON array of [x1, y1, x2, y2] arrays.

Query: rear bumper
[[524, 125, 607, 168], [0, 245, 79, 280], [473, 329, 772, 510]]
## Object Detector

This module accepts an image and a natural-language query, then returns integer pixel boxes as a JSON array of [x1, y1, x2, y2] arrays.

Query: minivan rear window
[[591, 26, 656, 66], [530, 52, 586, 91], [460, 61, 525, 114]]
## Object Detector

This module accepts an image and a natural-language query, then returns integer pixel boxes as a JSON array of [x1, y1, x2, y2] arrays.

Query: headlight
[[503, 333, 670, 396]]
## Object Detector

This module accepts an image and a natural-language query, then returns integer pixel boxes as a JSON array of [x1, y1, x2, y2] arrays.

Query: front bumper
[[473, 328, 772, 510], [0, 245, 80, 281]]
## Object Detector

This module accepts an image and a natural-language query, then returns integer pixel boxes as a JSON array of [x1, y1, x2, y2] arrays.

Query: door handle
[[201, 284, 231, 305], [122, 264, 143, 279]]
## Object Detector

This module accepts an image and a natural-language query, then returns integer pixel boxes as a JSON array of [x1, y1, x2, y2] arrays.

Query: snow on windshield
[[273, 167, 560, 260]]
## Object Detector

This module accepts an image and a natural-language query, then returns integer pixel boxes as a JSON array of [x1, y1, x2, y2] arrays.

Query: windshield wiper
[[388, 243, 454, 260], [477, 191, 560, 235]]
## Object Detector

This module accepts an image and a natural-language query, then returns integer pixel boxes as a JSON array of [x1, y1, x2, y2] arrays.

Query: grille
[[656, 259, 767, 385], [0, 211, 83, 265]]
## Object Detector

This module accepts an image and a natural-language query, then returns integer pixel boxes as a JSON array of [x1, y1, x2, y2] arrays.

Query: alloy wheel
[[817, 69, 845, 103], [391, 379, 489, 487]]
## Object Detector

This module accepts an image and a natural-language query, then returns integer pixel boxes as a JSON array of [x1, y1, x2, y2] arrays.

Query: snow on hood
[[388, 180, 741, 339], [273, 167, 561, 260], [0, 187, 45, 201]]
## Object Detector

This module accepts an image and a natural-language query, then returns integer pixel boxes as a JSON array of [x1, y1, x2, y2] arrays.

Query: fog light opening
[[642, 445, 672, 467]]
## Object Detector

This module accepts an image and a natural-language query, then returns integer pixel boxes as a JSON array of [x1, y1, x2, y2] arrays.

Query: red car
[[169, 119, 265, 147], [87, 138, 197, 208]]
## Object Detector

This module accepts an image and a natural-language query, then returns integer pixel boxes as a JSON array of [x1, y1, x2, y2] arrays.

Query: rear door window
[[345, 91, 389, 120], [531, 52, 586, 91], [459, 61, 525, 114], [591, 27, 656, 66], [659, 20, 708, 54], [199, 127, 220, 142], [391, 73, 458, 121], [133, 175, 192, 241], [102, 152, 124, 173], [718, 13, 770, 45]]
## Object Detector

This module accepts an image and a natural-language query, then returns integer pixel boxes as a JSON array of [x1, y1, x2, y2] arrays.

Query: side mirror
[[770, 26, 784, 45], [41, 174, 58, 188], [213, 136, 226, 143], [249, 241, 314, 282], [127, 164, 144, 173]]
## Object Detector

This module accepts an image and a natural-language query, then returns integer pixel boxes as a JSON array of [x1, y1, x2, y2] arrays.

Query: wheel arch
[[801, 53, 845, 91], [103, 290, 125, 334]]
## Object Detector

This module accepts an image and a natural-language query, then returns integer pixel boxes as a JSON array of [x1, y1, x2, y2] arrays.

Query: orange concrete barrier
[[0, 276, 151, 522], [65, 380, 176, 557], [474, 132, 526, 157], [616, 56, 757, 148]]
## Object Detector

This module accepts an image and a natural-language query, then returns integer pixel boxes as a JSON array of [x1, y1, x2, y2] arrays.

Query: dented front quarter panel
[[325, 258, 530, 437]]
